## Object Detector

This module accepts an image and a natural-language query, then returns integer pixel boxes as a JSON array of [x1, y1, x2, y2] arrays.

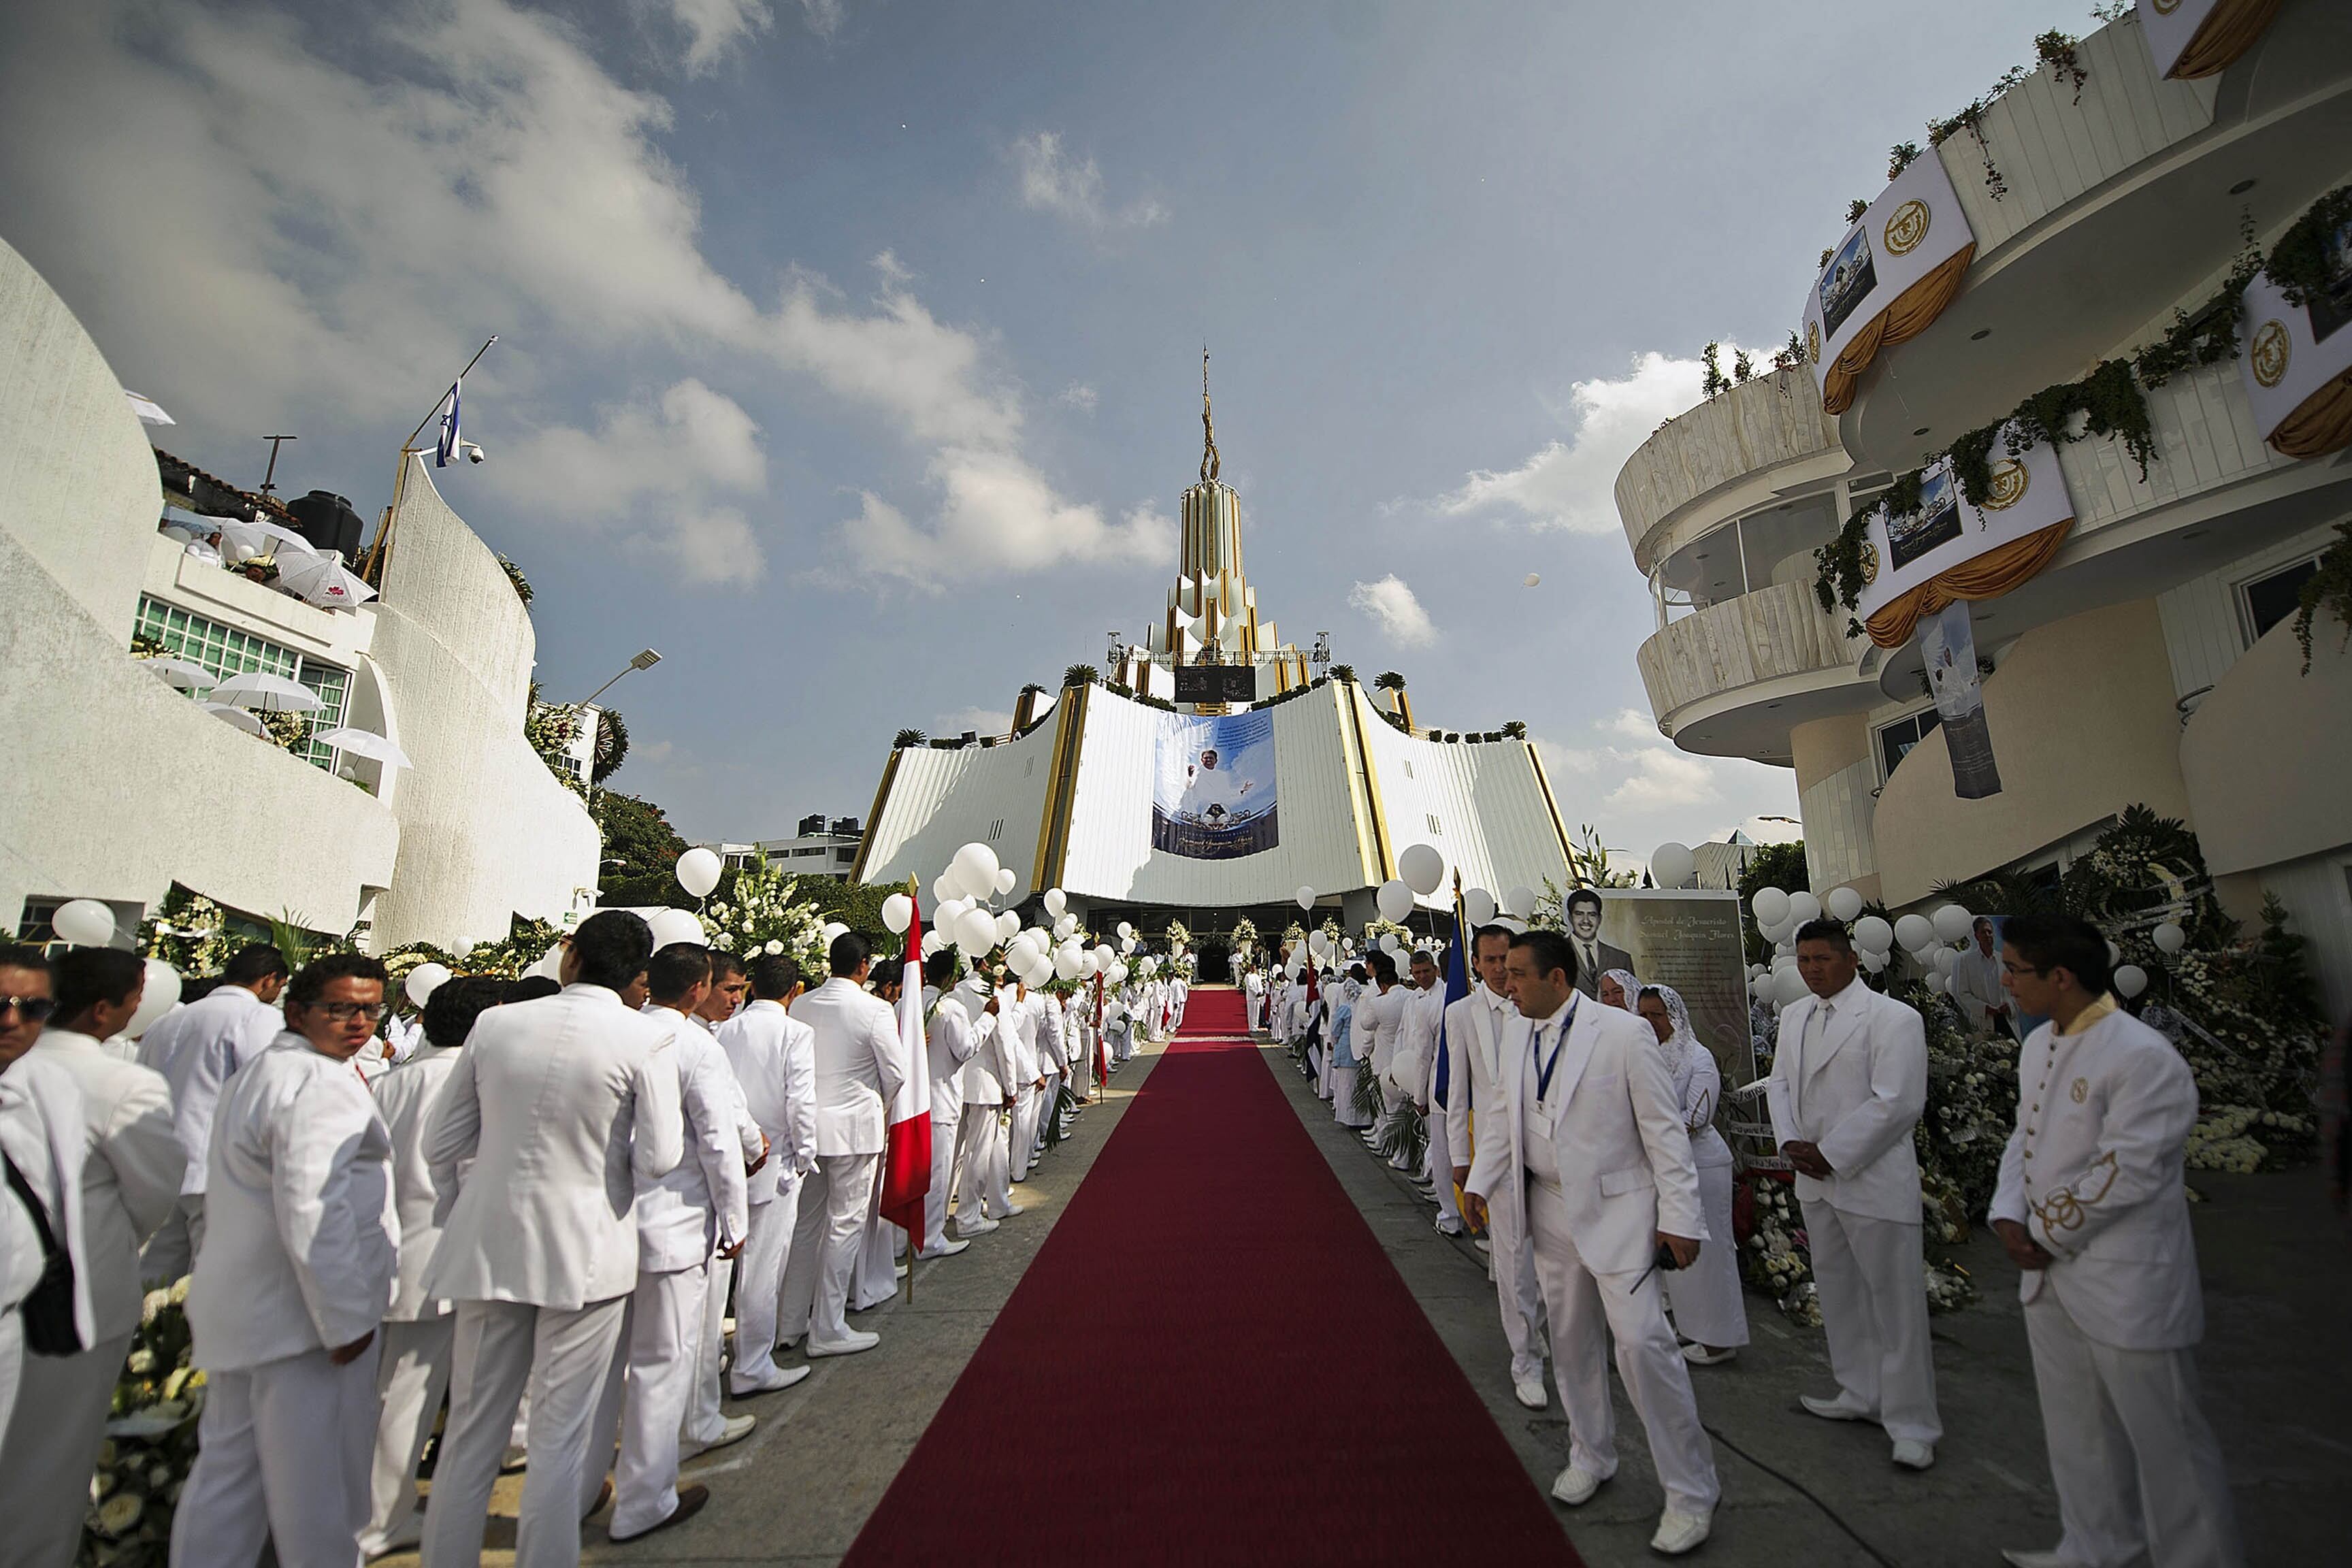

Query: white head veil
[[1644, 982, 1700, 1080], [1597, 968, 1642, 1011]]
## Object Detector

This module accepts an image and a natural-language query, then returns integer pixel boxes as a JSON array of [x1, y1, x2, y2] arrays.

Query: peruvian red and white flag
[[877, 889, 931, 1248]]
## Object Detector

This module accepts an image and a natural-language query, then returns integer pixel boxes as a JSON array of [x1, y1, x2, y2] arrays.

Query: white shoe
[[1473, 1237, 1492, 1254], [1549, 1465, 1605, 1507], [1800, 1393, 1871, 1422], [361, 1512, 425, 1558], [957, 1215, 1000, 1236], [1512, 1374, 1548, 1409], [998, 1202, 1026, 1218], [806, 1328, 880, 1357], [1891, 1439, 1935, 1470], [1650, 1506, 1712, 1556], [1999, 1551, 2068, 1568], [919, 1237, 970, 1258], [728, 1361, 809, 1397], [683, 1412, 757, 1457], [1682, 1344, 1737, 1366]]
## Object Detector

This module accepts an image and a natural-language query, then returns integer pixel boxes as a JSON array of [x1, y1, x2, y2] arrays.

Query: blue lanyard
[[1533, 998, 1578, 1102]]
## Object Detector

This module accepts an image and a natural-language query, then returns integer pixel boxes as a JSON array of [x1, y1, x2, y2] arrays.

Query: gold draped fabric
[[2166, 0, 2282, 80], [1863, 518, 2073, 649], [1823, 245, 1977, 415], [2270, 370, 2352, 459]]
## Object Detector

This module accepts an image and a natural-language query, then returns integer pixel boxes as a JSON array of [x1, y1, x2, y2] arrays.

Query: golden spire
[[1199, 346, 1221, 485]]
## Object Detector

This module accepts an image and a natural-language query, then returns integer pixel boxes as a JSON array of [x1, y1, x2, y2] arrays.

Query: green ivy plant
[[2262, 184, 2352, 308], [2291, 522, 2352, 675]]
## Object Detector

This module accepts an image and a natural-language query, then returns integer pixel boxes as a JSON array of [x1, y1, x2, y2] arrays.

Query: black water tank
[[288, 490, 365, 560]]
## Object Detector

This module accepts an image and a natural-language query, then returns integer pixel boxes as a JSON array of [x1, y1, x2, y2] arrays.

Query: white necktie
[[1794, 1001, 1832, 1125]]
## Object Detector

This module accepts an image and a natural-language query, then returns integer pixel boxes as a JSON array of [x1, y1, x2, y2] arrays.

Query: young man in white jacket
[[174, 953, 399, 1568], [1990, 914, 2240, 1568]]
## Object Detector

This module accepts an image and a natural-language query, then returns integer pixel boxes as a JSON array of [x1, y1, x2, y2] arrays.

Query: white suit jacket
[[1991, 1004, 2202, 1350], [924, 987, 979, 1104], [1393, 987, 1443, 1105], [1034, 993, 1068, 1074], [996, 987, 1042, 1089], [187, 1036, 396, 1371], [138, 984, 280, 1196], [423, 985, 683, 1311], [1358, 983, 1405, 1069], [1442, 984, 1515, 1173], [20, 1031, 184, 1341], [789, 979, 908, 1158], [952, 979, 1006, 1103], [1465, 1000, 1705, 1276], [0, 1054, 95, 1350], [634, 1006, 749, 1273], [1767, 979, 1927, 1224], [715, 1000, 817, 1200], [372, 1041, 461, 1322]]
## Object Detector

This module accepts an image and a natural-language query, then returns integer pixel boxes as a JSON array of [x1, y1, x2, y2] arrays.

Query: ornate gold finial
[[1200, 346, 1221, 484]]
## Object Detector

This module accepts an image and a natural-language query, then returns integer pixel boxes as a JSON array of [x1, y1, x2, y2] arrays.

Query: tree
[[593, 791, 691, 908], [894, 728, 927, 749], [1328, 664, 1356, 683], [1501, 719, 1527, 738], [1373, 670, 1405, 691], [1062, 663, 1099, 688]]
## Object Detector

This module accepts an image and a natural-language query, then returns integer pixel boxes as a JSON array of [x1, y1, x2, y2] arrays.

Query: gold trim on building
[[1524, 738, 1578, 871], [1032, 682, 1090, 892], [847, 748, 902, 885]]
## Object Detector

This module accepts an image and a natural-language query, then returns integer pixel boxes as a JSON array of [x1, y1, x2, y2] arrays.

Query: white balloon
[[1117, 922, 1134, 939], [1893, 913, 1936, 953], [1054, 914, 1078, 939], [1307, 930, 1330, 956], [404, 962, 453, 1009], [881, 893, 914, 934], [1925, 971, 1948, 994], [1054, 946, 1083, 981], [1860, 949, 1887, 974], [921, 930, 947, 958], [1504, 885, 1538, 920], [1093, 943, 1114, 966], [1774, 968, 1811, 1006], [125, 958, 182, 1038], [2106, 939, 2123, 968], [1751, 887, 1791, 927], [1007, 936, 1041, 972], [1376, 879, 1415, 924], [1826, 886, 1865, 923], [674, 847, 722, 899], [2153, 921, 2187, 956], [995, 867, 1017, 896], [1379, 933, 1402, 954], [1524, 572, 1541, 587], [950, 908, 993, 956], [1107, 963, 1129, 986], [932, 872, 962, 906], [1933, 946, 1959, 977], [649, 908, 706, 949], [995, 911, 1019, 943], [1043, 888, 1067, 917], [1296, 885, 1316, 911], [1852, 915, 1894, 954], [1931, 903, 1974, 945], [529, 941, 567, 981], [1463, 888, 1498, 927], [1398, 844, 1445, 897], [2113, 964, 2149, 1000], [950, 843, 997, 897], [1649, 843, 1696, 890], [1786, 891, 1822, 926], [50, 898, 115, 947], [819, 921, 849, 945]]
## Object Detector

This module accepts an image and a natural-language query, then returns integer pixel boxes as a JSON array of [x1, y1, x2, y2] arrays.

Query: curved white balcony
[[1616, 368, 1846, 574], [1635, 580, 1874, 764]]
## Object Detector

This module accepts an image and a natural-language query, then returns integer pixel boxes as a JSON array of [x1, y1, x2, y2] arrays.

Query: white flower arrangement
[[87, 1275, 203, 1564], [702, 859, 829, 981]]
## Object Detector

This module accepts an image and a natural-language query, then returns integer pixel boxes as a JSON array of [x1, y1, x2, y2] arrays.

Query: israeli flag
[[434, 380, 461, 468]]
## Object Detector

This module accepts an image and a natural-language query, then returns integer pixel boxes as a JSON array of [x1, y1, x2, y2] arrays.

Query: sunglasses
[[310, 1000, 385, 1023], [0, 996, 58, 1022]]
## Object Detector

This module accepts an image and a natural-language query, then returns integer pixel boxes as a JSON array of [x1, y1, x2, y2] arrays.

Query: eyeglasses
[[314, 1001, 385, 1022], [0, 996, 57, 1022]]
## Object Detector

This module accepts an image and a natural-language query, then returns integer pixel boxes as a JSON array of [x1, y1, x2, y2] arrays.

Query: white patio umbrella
[[312, 728, 412, 770], [196, 701, 267, 736], [209, 670, 323, 712], [216, 518, 318, 564], [273, 549, 376, 611], [142, 657, 215, 692]]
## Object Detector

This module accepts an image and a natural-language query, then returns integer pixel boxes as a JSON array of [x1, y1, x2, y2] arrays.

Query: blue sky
[[0, 0, 2073, 866]]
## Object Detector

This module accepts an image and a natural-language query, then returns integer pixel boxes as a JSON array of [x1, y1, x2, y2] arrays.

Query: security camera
[[463, 442, 486, 464]]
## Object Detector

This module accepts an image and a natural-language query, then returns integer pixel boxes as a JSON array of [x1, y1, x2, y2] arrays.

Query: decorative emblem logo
[[2071, 1077, 2089, 1105], [1982, 458, 2029, 511], [1859, 542, 1880, 585], [1883, 199, 1931, 257], [1806, 320, 1820, 363], [2250, 319, 2291, 389], [2153, 0, 2182, 12]]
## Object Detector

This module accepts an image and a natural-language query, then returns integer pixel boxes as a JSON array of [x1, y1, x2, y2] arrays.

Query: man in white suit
[[174, 953, 399, 1568], [1990, 915, 2241, 1568], [1000, 978, 1047, 1186], [683, 951, 765, 1453], [136, 941, 287, 1279], [419, 911, 683, 1568], [1461, 929, 1717, 1557], [361, 977, 504, 1558], [953, 965, 1014, 1236], [1442, 925, 1549, 1411], [919, 950, 978, 1258], [0, 948, 184, 1568], [780, 933, 909, 1358], [716, 953, 816, 1396], [1769, 918, 1941, 1469], [1356, 953, 1409, 1162]]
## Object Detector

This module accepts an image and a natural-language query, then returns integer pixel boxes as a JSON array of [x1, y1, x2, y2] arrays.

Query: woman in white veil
[[1597, 968, 1642, 1012], [1637, 984, 1748, 1365]]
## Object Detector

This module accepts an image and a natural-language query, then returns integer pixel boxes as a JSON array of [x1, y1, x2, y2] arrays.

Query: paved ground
[[1267, 1037, 2352, 1567]]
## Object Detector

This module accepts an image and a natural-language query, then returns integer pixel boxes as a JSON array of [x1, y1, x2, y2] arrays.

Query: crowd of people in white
[[1247, 916, 2241, 1566], [0, 910, 1195, 1568]]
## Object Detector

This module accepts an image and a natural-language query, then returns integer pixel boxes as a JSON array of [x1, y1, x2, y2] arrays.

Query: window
[[1425, 813, 1443, 836], [834, 848, 855, 863], [1401, 760, 1416, 779], [2240, 556, 2322, 644], [1876, 707, 1942, 779], [133, 596, 350, 771], [987, 817, 1004, 842]]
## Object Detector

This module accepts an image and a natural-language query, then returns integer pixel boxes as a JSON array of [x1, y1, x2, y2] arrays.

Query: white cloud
[[795, 0, 845, 38], [1348, 574, 1438, 647], [1536, 708, 1799, 875], [841, 455, 1173, 590], [934, 706, 1014, 738], [668, 0, 772, 74], [1435, 348, 1763, 534], [1056, 382, 1098, 412], [1011, 131, 1169, 235], [770, 270, 1022, 449]]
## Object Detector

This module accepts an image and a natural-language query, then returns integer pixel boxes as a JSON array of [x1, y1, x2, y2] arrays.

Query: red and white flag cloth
[[877, 895, 931, 1245], [1092, 973, 1108, 1088]]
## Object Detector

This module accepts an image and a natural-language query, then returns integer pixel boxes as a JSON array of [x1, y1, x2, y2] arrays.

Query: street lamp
[[580, 649, 661, 706]]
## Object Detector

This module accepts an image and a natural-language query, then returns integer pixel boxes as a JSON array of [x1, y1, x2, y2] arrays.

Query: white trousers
[[683, 1254, 732, 1446], [777, 1152, 881, 1347], [1489, 1181, 1548, 1385], [421, 1294, 628, 1568], [1425, 1108, 1462, 1231], [2025, 1295, 2242, 1568], [924, 1096, 963, 1252], [174, 1342, 380, 1568], [0, 1328, 134, 1568], [1525, 1177, 1719, 1515], [731, 1176, 803, 1378], [1801, 1200, 1940, 1443], [1664, 1163, 1748, 1350], [592, 1264, 708, 1539], [956, 1105, 1009, 1226], [851, 1181, 900, 1315], [363, 1317, 454, 1553], [0, 1315, 16, 1451], [1007, 1088, 1041, 1183]]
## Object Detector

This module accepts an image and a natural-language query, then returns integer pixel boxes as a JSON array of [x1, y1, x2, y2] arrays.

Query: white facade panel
[[858, 723, 1057, 897], [1352, 689, 1573, 911], [2157, 519, 2342, 700]]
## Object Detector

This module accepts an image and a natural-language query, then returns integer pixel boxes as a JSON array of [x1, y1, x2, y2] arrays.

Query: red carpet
[[841, 986, 1582, 1566]]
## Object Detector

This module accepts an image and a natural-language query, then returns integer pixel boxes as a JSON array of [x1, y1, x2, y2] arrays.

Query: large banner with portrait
[[2238, 218, 2352, 460], [1801, 152, 1977, 414], [1850, 432, 2076, 649], [1151, 708, 1279, 860], [1577, 890, 1753, 1086]]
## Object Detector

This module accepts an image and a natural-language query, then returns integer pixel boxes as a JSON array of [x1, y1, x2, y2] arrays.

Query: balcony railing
[[1636, 578, 1864, 723]]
